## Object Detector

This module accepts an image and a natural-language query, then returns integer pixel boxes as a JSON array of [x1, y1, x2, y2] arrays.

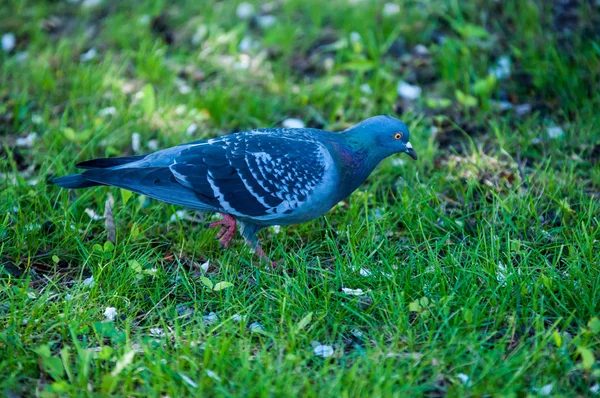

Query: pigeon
[[51, 115, 417, 265]]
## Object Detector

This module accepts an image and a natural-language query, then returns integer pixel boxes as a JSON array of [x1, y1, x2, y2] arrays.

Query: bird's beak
[[405, 142, 418, 160]]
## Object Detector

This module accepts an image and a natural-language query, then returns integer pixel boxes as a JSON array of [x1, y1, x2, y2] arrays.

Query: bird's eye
[[394, 132, 403, 140]]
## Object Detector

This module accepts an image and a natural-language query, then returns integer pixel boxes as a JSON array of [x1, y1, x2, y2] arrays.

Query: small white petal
[[120, 81, 136, 95], [147, 139, 158, 151], [350, 31, 361, 44], [238, 36, 255, 53], [104, 307, 117, 321], [82, 0, 102, 8], [457, 373, 472, 387], [397, 81, 422, 100], [131, 132, 141, 153], [546, 126, 564, 139], [24, 223, 40, 231], [138, 15, 151, 25], [391, 158, 406, 167], [515, 103, 532, 115], [138, 14, 152, 25], [342, 287, 365, 296], [150, 327, 165, 336], [15, 132, 37, 148], [371, 208, 384, 220], [234, 54, 251, 70], [200, 260, 210, 272], [323, 57, 335, 71], [590, 384, 599, 394], [271, 225, 281, 234], [383, 3, 400, 16], [489, 56, 511, 79], [186, 123, 198, 136], [232, 314, 247, 322], [414, 44, 430, 56], [360, 83, 373, 95], [313, 344, 334, 358], [282, 118, 305, 129], [178, 84, 191, 95], [98, 107, 117, 116], [539, 384, 553, 396], [359, 268, 372, 277], [80, 48, 97, 62], [203, 312, 218, 324], [249, 322, 265, 332], [257, 15, 276, 28], [491, 100, 513, 111], [2, 33, 16, 52], [236, 2, 255, 19], [84, 208, 103, 221], [496, 262, 509, 286], [175, 104, 187, 115], [351, 329, 365, 338], [83, 276, 95, 287], [170, 210, 187, 222]]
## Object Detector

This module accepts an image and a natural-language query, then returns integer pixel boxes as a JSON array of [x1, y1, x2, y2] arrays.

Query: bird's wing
[[169, 130, 331, 220]]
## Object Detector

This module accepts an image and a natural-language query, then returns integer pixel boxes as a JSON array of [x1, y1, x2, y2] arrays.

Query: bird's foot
[[255, 246, 279, 268], [208, 214, 237, 248]]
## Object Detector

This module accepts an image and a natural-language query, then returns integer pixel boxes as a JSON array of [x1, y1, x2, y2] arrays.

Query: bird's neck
[[328, 134, 385, 197]]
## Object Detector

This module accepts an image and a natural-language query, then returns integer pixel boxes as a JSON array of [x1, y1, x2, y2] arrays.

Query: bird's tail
[[50, 174, 103, 189], [51, 154, 147, 189]]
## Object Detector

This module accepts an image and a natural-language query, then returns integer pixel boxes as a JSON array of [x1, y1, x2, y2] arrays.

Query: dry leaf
[[104, 194, 116, 244]]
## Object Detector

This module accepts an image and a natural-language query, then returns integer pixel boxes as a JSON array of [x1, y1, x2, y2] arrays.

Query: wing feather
[[169, 131, 328, 219]]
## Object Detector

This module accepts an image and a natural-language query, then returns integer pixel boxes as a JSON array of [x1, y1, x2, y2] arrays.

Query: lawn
[[1, 0, 600, 396]]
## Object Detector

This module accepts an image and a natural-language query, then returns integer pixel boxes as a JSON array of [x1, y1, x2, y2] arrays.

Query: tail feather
[[76, 155, 147, 169], [50, 174, 103, 189], [80, 167, 212, 210], [52, 154, 215, 211]]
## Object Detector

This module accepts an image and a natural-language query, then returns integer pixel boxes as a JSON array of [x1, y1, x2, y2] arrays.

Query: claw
[[207, 214, 237, 248], [215, 226, 227, 239]]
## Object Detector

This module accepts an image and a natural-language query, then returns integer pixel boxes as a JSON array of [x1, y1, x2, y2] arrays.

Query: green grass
[[1, 0, 600, 395]]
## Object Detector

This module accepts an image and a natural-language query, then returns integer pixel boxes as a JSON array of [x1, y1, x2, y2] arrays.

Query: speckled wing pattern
[[169, 129, 330, 220]]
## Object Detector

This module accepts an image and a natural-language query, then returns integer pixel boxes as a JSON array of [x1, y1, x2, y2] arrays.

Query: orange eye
[[394, 133, 403, 140]]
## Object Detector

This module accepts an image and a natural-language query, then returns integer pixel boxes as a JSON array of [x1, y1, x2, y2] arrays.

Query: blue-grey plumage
[[52, 115, 417, 264]]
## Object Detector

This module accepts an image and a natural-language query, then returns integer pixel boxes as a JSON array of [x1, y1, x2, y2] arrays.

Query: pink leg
[[208, 214, 237, 248], [255, 246, 278, 268]]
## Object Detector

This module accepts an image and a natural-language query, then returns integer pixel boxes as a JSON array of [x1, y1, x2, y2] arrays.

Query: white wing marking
[[206, 170, 237, 214]]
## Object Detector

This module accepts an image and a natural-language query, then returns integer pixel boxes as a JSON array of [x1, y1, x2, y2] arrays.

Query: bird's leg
[[238, 221, 278, 267], [208, 213, 237, 248], [254, 245, 278, 268]]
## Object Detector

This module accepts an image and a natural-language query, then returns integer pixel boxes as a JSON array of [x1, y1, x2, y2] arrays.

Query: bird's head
[[342, 115, 418, 160]]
